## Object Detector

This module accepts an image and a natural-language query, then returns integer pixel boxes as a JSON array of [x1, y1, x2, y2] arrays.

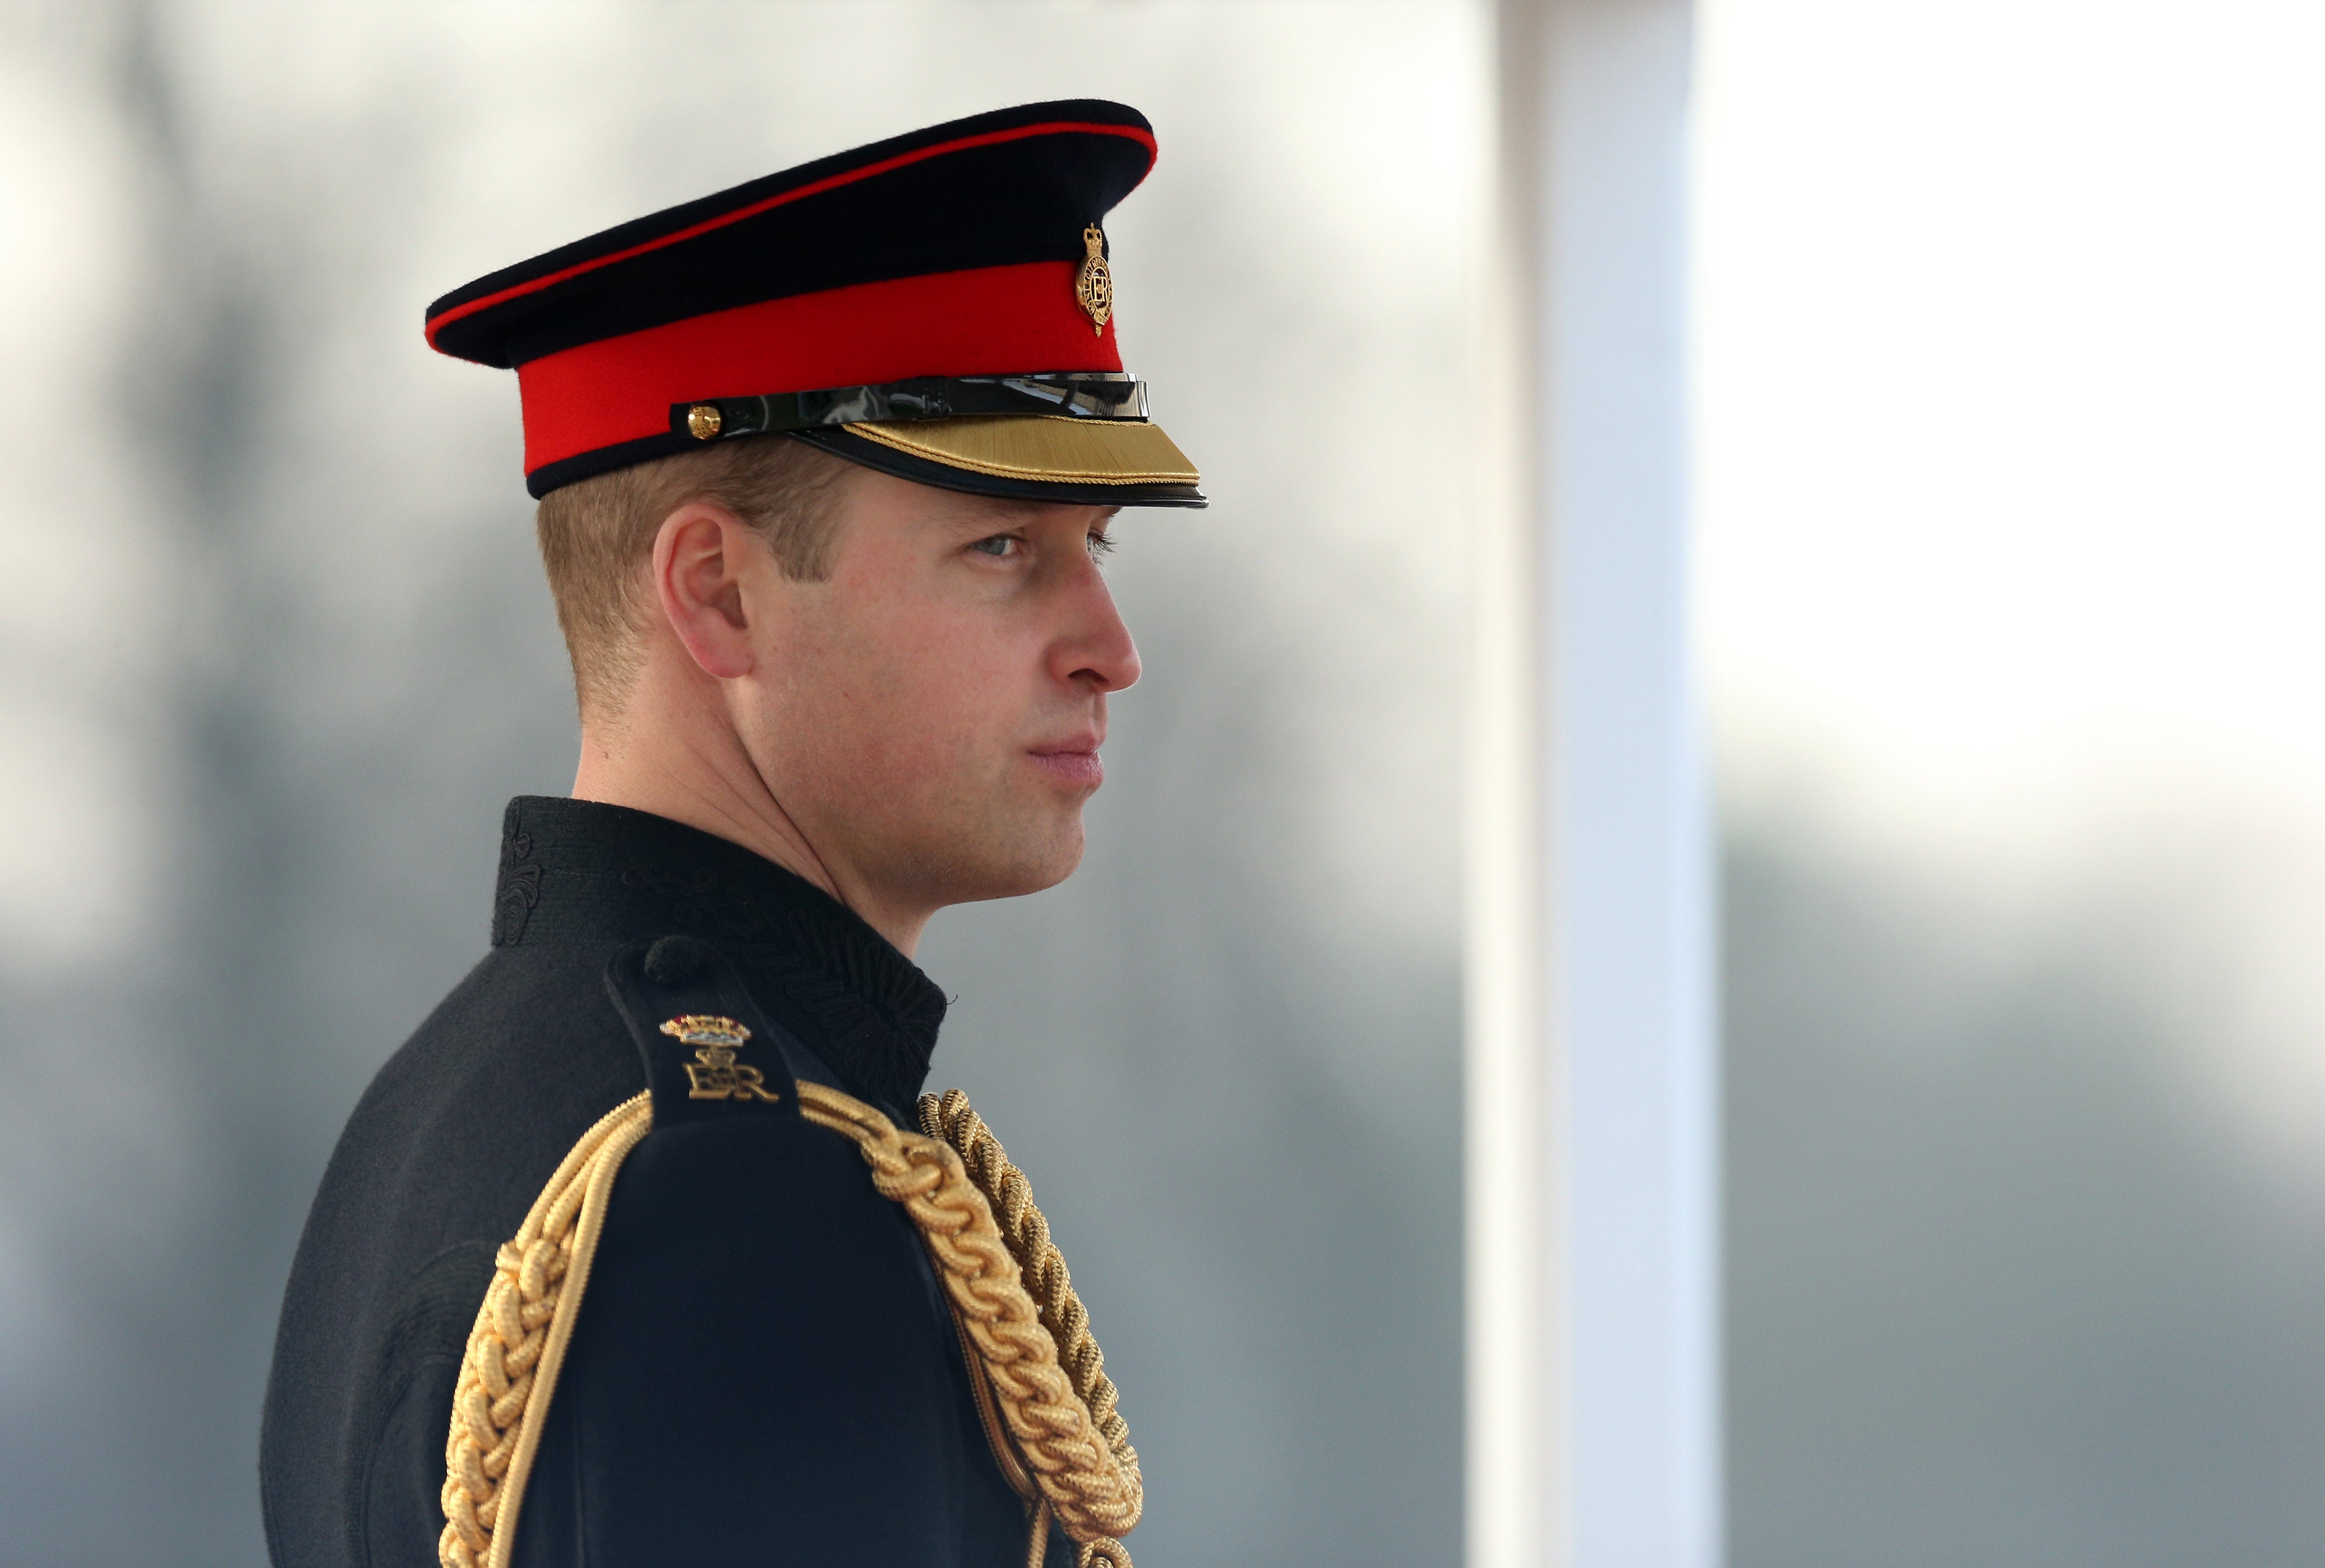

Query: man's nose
[[1056, 575, 1141, 693]]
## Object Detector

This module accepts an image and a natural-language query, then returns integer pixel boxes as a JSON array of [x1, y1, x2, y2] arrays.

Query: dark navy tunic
[[260, 797, 1056, 1568]]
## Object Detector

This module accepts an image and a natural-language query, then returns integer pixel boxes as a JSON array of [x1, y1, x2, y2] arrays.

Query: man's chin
[[931, 818, 1088, 907]]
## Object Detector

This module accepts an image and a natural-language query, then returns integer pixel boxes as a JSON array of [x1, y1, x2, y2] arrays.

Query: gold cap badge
[[686, 403, 722, 440], [1075, 225, 1113, 336]]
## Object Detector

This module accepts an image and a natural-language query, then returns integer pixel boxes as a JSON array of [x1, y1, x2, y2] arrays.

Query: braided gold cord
[[435, 1081, 1139, 1568], [797, 1082, 1142, 1559], [437, 1094, 652, 1568], [1026, 1505, 1132, 1568], [919, 1089, 1139, 1502], [1023, 1500, 1052, 1568]]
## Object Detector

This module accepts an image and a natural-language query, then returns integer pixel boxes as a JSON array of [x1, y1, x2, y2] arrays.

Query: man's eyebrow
[[946, 502, 1043, 532], [946, 503, 1121, 533]]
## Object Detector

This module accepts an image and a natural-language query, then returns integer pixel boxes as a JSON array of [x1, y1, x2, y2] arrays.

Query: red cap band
[[514, 260, 1121, 475]]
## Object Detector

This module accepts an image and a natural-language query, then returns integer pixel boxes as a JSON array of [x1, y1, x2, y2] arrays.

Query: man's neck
[[570, 711, 931, 958]]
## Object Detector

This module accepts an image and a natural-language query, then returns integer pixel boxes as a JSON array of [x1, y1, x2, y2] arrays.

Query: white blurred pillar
[[1465, 2, 1715, 1567]]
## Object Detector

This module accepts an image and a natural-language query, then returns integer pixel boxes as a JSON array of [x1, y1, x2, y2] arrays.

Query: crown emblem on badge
[[1075, 224, 1113, 336], [660, 1015, 781, 1102], [661, 1014, 749, 1047]]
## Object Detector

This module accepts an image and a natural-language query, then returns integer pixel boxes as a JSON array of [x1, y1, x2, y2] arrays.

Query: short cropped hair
[[534, 435, 854, 719]]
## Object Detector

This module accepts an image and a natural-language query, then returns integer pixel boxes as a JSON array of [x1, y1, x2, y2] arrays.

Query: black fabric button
[[643, 933, 708, 986]]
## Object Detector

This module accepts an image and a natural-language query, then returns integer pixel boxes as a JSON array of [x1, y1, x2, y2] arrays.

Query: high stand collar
[[489, 794, 947, 1115]]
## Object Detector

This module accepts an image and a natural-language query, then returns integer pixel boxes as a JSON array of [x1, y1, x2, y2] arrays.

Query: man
[[259, 100, 1199, 1568]]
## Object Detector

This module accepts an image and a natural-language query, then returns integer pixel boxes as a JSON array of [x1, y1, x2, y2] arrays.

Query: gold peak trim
[[846, 416, 1198, 486], [1075, 225, 1113, 336]]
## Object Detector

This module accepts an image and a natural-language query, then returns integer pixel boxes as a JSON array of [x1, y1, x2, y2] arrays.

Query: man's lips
[[1026, 740, 1104, 790]]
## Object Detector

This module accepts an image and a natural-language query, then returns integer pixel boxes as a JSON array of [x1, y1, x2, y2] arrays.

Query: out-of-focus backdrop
[[1701, 3, 2325, 1563], [1, 2, 2321, 1567], [0, 5, 1478, 1564]]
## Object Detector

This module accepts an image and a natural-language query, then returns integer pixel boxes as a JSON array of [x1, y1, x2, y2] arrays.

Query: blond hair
[[534, 435, 854, 718]]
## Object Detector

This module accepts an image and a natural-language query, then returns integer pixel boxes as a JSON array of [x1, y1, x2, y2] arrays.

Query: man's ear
[[651, 502, 760, 681]]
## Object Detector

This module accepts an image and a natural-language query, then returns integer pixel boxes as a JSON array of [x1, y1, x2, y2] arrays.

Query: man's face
[[733, 467, 1140, 912]]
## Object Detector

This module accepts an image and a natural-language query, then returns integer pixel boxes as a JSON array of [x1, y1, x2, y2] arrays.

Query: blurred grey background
[[1700, 2, 2325, 1562], [0, 4, 1473, 1564], [4, 2, 2324, 1567]]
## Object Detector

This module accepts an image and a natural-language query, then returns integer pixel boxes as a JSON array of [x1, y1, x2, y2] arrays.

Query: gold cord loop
[[800, 1081, 1142, 1559], [918, 1088, 1139, 1515], [437, 1093, 652, 1568], [437, 1080, 1139, 1568]]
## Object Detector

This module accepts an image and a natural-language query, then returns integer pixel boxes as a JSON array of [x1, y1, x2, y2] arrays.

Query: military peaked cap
[[426, 99, 1204, 505]]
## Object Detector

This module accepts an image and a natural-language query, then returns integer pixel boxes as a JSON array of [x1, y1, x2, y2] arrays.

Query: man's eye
[[969, 535, 1021, 558], [1086, 531, 1117, 561]]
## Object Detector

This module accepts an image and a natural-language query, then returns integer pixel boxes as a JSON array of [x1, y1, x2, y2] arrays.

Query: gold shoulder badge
[[660, 1014, 781, 1103], [1075, 224, 1113, 336]]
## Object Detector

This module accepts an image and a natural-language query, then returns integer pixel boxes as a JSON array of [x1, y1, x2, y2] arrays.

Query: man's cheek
[[854, 716, 975, 786]]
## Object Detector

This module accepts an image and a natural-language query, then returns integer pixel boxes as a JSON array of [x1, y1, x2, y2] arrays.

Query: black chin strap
[[671, 373, 1149, 442]]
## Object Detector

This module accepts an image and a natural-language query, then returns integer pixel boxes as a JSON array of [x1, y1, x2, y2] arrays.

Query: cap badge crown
[[1075, 225, 1113, 336]]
